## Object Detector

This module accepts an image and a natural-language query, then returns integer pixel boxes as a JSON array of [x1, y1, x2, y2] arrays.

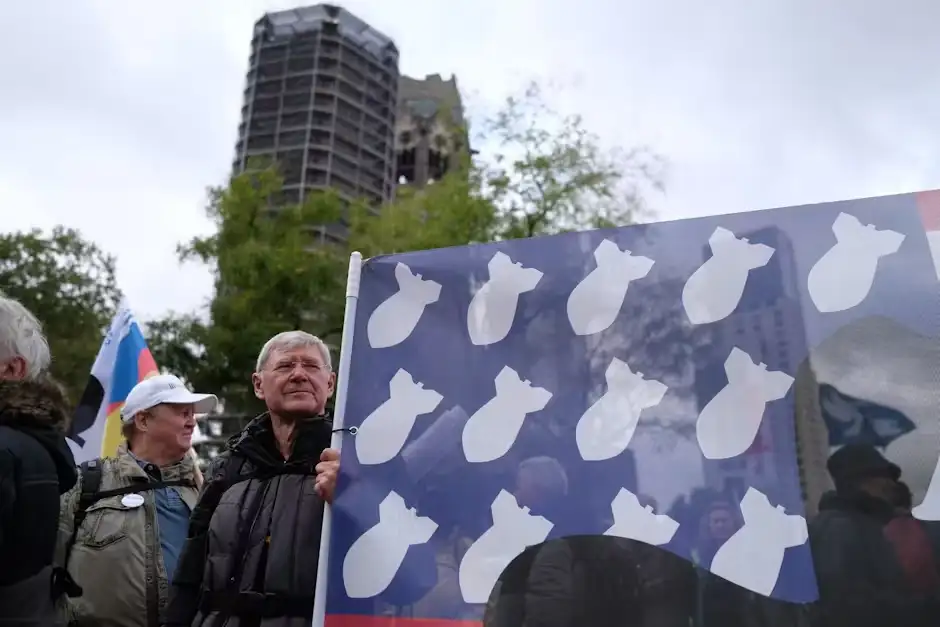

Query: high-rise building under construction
[[232, 4, 399, 243]]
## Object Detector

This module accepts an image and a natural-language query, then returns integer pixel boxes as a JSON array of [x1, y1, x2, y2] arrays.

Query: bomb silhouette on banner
[[710, 488, 808, 596], [576, 358, 669, 461], [604, 488, 680, 546], [462, 366, 553, 463], [808, 212, 905, 313], [696, 347, 795, 460], [356, 369, 444, 466], [682, 227, 775, 325], [458, 489, 554, 603], [343, 491, 439, 599], [566, 239, 655, 335], [367, 263, 442, 348], [467, 252, 543, 346]]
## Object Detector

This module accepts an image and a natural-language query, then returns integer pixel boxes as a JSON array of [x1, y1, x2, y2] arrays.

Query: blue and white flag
[[818, 383, 916, 449], [324, 190, 940, 627]]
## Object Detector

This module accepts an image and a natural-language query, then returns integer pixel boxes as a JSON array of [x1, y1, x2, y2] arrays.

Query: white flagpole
[[311, 251, 362, 627]]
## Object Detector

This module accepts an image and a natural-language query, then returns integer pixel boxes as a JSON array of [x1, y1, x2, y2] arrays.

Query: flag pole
[[312, 251, 362, 627]]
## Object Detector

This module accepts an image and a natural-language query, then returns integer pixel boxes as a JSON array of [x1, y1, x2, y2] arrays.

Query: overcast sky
[[1, 0, 938, 321]]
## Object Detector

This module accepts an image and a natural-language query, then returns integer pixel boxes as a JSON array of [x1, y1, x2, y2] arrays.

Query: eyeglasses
[[270, 360, 330, 375]]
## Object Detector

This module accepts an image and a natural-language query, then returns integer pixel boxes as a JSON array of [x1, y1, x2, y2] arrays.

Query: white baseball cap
[[121, 374, 218, 423]]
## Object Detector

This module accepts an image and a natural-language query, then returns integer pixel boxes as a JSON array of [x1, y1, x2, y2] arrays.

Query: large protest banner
[[315, 189, 940, 626]]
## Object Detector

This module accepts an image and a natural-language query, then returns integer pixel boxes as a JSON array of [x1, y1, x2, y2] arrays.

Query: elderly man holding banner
[[164, 330, 340, 627]]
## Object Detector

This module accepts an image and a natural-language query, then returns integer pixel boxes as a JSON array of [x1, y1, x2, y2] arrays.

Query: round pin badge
[[121, 494, 145, 508]]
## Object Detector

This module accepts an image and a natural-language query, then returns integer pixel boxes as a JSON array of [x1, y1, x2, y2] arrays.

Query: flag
[[325, 190, 940, 626], [68, 306, 159, 463], [819, 383, 916, 448]]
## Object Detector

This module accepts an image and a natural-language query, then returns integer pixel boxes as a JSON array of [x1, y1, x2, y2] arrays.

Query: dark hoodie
[[0, 376, 78, 625]]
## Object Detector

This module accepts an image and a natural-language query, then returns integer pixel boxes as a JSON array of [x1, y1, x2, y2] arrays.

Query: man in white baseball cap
[[56, 374, 217, 627], [121, 373, 218, 446]]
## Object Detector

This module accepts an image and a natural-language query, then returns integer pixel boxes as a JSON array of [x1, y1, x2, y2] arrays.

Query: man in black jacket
[[164, 330, 340, 627], [0, 295, 78, 626]]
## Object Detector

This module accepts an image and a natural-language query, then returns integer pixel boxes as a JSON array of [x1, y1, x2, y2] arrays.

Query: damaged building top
[[395, 73, 467, 188], [233, 4, 400, 243]]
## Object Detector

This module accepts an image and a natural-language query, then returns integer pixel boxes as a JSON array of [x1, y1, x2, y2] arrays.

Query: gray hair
[[0, 295, 51, 380], [255, 331, 332, 372], [518, 456, 569, 496]]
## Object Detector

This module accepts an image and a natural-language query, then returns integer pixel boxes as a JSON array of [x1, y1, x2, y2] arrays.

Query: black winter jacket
[[0, 377, 78, 626], [164, 413, 332, 627], [809, 490, 940, 627]]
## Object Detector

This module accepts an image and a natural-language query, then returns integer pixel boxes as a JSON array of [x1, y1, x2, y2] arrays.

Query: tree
[[483, 81, 665, 239], [352, 81, 665, 257], [0, 227, 122, 400], [150, 165, 348, 411], [351, 81, 665, 256], [349, 158, 499, 257]]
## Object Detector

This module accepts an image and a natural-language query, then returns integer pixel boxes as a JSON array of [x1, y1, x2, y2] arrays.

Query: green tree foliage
[[483, 81, 665, 238], [0, 227, 122, 400], [149, 166, 347, 411], [349, 159, 498, 257]]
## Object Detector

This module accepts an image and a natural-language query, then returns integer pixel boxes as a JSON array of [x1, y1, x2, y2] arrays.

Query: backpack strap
[[74, 460, 103, 529], [60, 458, 103, 594], [65, 459, 103, 568]]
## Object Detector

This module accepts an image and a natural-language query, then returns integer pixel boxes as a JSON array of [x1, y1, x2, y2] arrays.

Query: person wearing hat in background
[[55, 374, 217, 627], [808, 443, 940, 627]]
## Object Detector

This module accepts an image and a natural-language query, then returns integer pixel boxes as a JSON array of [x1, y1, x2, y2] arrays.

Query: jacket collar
[[114, 441, 197, 483], [229, 412, 332, 469], [0, 376, 71, 434], [0, 376, 77, 493]]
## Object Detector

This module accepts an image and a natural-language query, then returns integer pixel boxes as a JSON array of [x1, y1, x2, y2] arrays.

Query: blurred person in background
[[882, 480, 940, 599], [0, 295, 78, 627], [164, 330, 340, 627], [513, 456, 569, 520], [809, 443, 940, 627], [57, 374, 215, 627]]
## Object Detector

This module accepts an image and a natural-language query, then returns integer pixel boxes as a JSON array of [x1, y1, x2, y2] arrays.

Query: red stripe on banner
[[326, 616, 480, 627], [916, 190, 940, 231]]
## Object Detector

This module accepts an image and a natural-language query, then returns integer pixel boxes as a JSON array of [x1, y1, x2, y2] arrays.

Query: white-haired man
[[165, 330, 340, 627], [57, 374, 217, 627], [0, 295, 77, 626]]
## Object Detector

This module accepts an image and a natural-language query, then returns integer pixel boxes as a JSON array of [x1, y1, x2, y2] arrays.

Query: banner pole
[[311, 251, 362, 627]]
